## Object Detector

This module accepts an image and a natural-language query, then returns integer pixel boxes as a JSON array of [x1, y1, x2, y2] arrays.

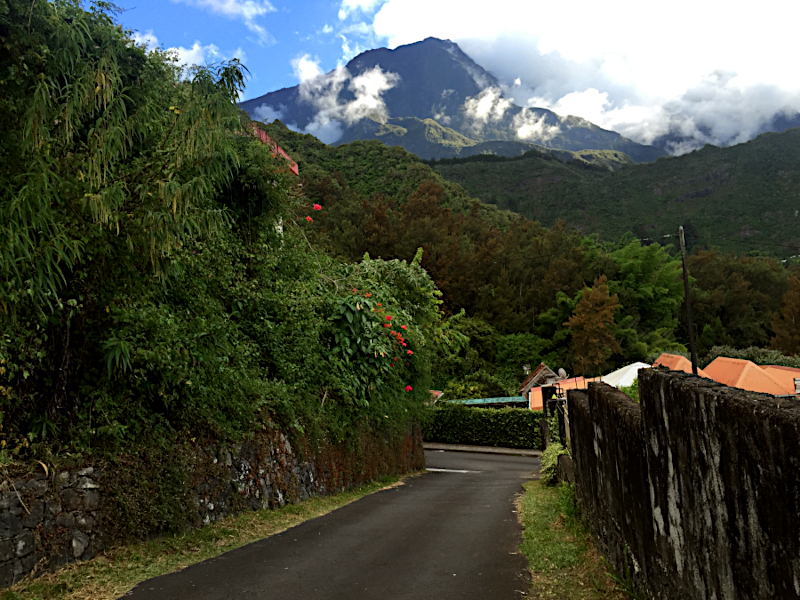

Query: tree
[[565, 276, 621, 376], [772, 277, 800, 355]]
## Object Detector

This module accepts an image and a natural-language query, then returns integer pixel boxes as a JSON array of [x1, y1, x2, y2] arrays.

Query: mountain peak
[[239, 39, 663, 162]]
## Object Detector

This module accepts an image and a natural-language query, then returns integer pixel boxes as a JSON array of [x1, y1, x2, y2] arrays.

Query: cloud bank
[[353, 0, 800, 153]]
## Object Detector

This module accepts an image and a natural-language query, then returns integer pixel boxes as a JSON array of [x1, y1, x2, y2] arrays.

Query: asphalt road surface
[[123, 450, 540, 600]]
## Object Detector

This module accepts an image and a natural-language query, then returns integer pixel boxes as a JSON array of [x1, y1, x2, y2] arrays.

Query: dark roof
[[518, 363, 557, 395]]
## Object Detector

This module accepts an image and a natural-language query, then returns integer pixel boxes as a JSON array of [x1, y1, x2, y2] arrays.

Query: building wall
[[568, 371, 800, 599]]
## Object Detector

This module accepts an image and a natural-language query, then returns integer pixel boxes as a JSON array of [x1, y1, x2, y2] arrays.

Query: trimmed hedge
[[423, 404, 543, 449]]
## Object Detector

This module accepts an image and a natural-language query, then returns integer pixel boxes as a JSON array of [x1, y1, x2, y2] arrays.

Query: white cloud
[[129, 31, 247, 73], [294, 63, 401, 143], [513, 109, 561, 143], [253, 104, 284, 122], [131, 30, 160, 53], [292, 54, 325, 82], [338, 0, 385, 20], [323, 24, 334, 34], [463, 87, 513, 126], [172, 0, 277, 44], [364, 0, 800, 153], [166, 42, 247, 71]]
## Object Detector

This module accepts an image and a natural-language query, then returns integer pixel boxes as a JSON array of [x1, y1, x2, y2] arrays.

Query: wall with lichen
[[0, 424, 424, 587], [568, 371, 800, 600]]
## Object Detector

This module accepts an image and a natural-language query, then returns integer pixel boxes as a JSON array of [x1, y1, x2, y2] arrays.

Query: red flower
[[377, 303, 382, 307], [400, 325, 407, 330], [385, 316, 392, 321], [313, 203, 322, 211], [364, 293, 372, 298], [407, 350, 413, 355], [383, 324, 390, 328], [390, 363, 395, 367], [405, 385, 413, 392], [305, 215, 313, 223], [402, 342, 407, 346]]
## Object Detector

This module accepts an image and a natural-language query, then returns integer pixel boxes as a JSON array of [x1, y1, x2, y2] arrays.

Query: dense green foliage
[[0, 0, 438, 457], [539, 442, 568, 486], [423, 403, 543, 449], [260, 120, 799, 393], [432, 130, 800, 256]]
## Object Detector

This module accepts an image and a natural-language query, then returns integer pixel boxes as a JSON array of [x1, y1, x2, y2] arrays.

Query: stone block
[[22, 479, 47, 497], [0, 493, 19, 511], [14, 532, 33, 557], [0, 513, 22, 539], [21, 502, 44, 528], [76, 467, 94, 477], [61, 489, 83, 512], [0, 539, 15, 562], [13, 552, 36, 577], [83, 490, 100, 511], [55, 512, 75, 529], [0, 559, 13, 588], [76, 477, 99, 490], [75, 515, 94, 532], [72, 531, 90, 559]]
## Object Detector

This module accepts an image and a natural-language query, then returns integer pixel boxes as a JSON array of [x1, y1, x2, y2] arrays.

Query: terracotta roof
[[758, 365, 800, 395], [653, 353, 708, 378], [704, 357, 788, 395]]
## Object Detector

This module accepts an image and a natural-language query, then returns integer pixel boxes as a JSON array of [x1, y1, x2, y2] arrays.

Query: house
[[758, 365, 800, 396], [653, 353, 709, 377], [704, 357, 794, 396], [518, 363, 563, 410]]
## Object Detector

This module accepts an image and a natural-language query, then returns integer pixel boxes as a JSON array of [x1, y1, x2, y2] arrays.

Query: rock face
[[239, 38, 665, 162], [0, 426, 424, 587], [568, 373, 800, 600]]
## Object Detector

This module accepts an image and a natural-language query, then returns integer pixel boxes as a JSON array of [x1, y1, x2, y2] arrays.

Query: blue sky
[[121, 0, 386, 101], [121, 0, 800, 152]]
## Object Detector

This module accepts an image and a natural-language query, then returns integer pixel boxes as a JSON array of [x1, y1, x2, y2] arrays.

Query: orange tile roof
[[653, 353, 708, 378], [758, 365, 800, 395], [704, 357, 789, 395]]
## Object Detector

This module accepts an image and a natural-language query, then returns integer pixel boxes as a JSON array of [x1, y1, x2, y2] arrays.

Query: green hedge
[[423, 404, 543, 449]]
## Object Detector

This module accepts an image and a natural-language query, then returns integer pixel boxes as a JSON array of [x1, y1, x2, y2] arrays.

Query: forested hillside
[[261, 121, 800, 397], [431, 130, 800, 256]]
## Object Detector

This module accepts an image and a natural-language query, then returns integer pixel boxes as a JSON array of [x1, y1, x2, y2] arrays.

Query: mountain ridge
[[239, 37, 664, 162]]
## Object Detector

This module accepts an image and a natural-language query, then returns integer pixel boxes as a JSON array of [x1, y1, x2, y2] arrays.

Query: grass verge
[[517, 480, 625, 600], [1, 474, 414, 600]]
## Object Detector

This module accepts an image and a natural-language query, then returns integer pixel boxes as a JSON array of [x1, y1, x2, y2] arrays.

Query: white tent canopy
[[600, 362, 651, 388]]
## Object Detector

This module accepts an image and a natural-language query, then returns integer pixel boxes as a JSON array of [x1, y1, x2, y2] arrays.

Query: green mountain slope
[[432, 129, 800, 256], [336, 117, 636, 168]]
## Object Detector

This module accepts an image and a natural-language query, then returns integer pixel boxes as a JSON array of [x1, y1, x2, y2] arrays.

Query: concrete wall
[[0, 425, 424, 587], [568, 370, 800, 600]]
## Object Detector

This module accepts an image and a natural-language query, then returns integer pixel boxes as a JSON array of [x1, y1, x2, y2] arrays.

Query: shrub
[[423, 403, 542, 449], [539, 442, 569, 486]]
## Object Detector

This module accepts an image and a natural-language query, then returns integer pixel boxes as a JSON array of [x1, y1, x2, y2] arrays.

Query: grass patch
[[517, 480, 624, 600], [1, 474, 413, 600]]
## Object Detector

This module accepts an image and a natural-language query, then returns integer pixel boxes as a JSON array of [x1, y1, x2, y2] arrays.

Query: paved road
[[124, 450, 540, 600]]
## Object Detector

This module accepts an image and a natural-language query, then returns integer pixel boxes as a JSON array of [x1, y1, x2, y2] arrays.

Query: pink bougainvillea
[[405, 385, 413, 392]]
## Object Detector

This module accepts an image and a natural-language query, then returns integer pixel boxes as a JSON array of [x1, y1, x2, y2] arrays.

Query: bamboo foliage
[[0, 0, 246, 314]]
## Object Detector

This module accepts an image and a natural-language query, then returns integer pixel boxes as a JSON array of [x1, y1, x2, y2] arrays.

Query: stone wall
[[568, 370, 800, 600], [0, 425, 424, 587]]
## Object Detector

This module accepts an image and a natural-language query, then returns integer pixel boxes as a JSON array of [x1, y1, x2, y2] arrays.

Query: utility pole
[[679, 226, 698, 375]]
